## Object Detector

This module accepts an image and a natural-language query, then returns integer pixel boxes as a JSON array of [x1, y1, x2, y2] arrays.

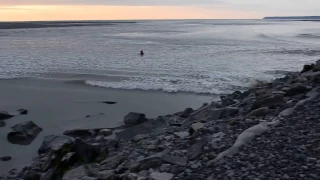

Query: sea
[[0, 19, 320, 94]]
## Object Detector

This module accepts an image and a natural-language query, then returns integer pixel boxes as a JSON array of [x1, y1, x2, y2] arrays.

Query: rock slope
[[2, 60, 320, 180]]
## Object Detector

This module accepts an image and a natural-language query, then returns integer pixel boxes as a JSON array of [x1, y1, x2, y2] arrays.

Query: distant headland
[[263, 16, 320, 21]]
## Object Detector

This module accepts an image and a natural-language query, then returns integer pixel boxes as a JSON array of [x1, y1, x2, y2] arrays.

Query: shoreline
[[0, 78, 211, 174], [2, 60, 320, 179]]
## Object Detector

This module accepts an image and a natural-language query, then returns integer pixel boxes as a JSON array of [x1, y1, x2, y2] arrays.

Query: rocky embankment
[[2, 60, 320, 180]]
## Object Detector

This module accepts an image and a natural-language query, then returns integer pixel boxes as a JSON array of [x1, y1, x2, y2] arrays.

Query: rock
[[24, 170, 41, 180], [7, 121, 43, 145], [116, 117, 167, 141], [314, 59, 320, 71], [0, 111, 14, 120], [252, 94, 285, 109], [95, 170, 117, 180], [138, 154, 163, 170], [122, 173, 138, 180], [180, 108, 194, 118], [63, 165, 88, 180], [161, 155, 187, 166], [39, 169, 54, 180], [173, 132, 189, 139], [0, 120, 5, 127], [124, 112, 148, 127], [133, 134, 150, 142], [211, 109, 223, 120], [64, 128, 100, 138], [160, 164, 172, 172], [0, 156, 12, 161], [220, 96, 237, 107], [101, 154, 125, 170], [150, 172, 174, 180], [100, 129, 112, 136], [17, 109, 28, 115], [190, 123, 205, 132], [38, 135, 75, 154], [60, 152, 77, 167], [247, 107, 269, 117], [301, 64, 314, 73], [187, 139, 205, 160], [80, 176, 98, 180], [220, 107, 239, 118], [272, 91, 286, 95], [74, 138, 100, 162], [287, 83, 309, 96]]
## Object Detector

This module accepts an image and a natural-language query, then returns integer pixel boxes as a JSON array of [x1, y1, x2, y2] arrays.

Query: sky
[[0, 0, 319, 21]]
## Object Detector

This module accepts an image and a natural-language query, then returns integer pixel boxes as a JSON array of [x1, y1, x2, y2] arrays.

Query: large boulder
[[124, 112, 148, 127], [187, 139, 205, 160], [301, 64, 314, 73], [179, 108, 194, 118], [313, 59, 320, 71], [116, 117, 167, 141], [286, 83, 309, 96], [247, 107, 269, 117], [38, 135, 75, 155], [62, 165, 88, 180], [7, 121, 43, 145], [74, 139, 101, 163], [252, 94, 285, 110]]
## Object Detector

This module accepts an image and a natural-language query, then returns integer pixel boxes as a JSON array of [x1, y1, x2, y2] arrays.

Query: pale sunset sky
[[0, 0, 319, 21]]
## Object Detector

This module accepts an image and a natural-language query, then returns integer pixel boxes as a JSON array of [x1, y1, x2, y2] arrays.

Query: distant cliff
[[263, 16, 320, 20]]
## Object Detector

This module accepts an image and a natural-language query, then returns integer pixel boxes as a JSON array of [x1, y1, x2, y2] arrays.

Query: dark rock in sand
[[116, 117, 167, 141], [187, 139, 205, 160], [124, 112, 148, 127], [7, 121, 42, 145], [180, 108, 194, 118], [286, 83, 309, 96], [0, 120, 5, 127], [38, 135, 75, 155], [101, 101, 117, 104], [247, 107, 269, 117], [17, 109, 28, 115], [0, 111, 14, 120], [0, 156, 12, 161], [252, 94, 285, 110]]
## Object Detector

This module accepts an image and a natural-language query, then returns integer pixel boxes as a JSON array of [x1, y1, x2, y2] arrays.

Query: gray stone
[[150, 172, 174, 180], [173, 132, 189, 139], [138, 154, 163, 170], [61, 152, 77, 167], [314, 59, 320, 71], [100, 129, 112, 136], [123, 173, 138, 180], [180, 108, 194, 118], [190, 123, 205, 132], [0, 156, 12, 161], [160, 164, 172, 172], [247, 107, 269, 117], [287, 83, 309, 96], [63, 165, 88, 180], [101, 154, 125, 170], [187, 139, 205, 160], [253, 94, 285, 109], [80, 176, 98, 180], [124, 112, 148, 127], [39, 169, 54, 180], [211, 109, 223, 120], [116, 118, 167, 141], [24, 170, 41, 180], [220, 107, 239, 118], [161, 155, 187, 166], [63, 129, 98, 138], [7, 121, 43, 145], [133, 134, 150, 142], [74, 139, 100, 162], [95, 170, 117, 180], [38, 135, 75, 154]]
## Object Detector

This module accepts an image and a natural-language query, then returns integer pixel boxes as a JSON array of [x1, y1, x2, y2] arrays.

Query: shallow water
[[1, 20, 319, 94]]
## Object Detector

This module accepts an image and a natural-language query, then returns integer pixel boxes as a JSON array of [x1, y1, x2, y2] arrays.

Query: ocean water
[[0, 20, 320, 94]]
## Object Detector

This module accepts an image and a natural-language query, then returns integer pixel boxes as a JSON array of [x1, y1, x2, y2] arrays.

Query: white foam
[[85, 77, 230, 95]]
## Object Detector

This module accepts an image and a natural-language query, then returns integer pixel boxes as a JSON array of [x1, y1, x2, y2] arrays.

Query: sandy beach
[[0, 78, 211, 173]]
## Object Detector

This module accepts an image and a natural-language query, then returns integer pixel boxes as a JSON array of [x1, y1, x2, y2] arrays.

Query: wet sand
[[0, 78, 212, 173]]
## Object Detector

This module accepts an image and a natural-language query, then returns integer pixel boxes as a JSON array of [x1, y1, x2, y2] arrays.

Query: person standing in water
[[140, 50, 144, 56]]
